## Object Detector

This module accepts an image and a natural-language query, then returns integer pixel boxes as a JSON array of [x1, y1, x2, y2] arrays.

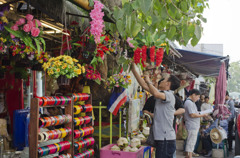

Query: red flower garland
[[156, 48, 164, 67], [141, 45, 147, 67], [134, 48, 141, 64], [150, 46, 155, 63]]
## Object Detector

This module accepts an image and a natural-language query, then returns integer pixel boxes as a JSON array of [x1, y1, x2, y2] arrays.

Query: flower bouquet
[[4, 14, 45, 55], [106, 73, 131, 91], [42, 55, 85, 80]]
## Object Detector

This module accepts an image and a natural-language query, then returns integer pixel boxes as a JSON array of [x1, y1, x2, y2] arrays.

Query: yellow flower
[[126, 75, 131, 79], [1, 16, 8, 23], [77, 64, 81, 68], [82, 67, 85, 73], [75, 69, 81, 75], [160, 43, 167, 46], [139, 94, 143, 98], [56, 68, 60, 72], [116, 40, 119, 43], [69, 65, 72, 69], [62, 66, 66, 69], [47, 70, 51, 75], [128, 79, 132, 84], [39, 59, 43, 64], [73, 59, 78, 62]]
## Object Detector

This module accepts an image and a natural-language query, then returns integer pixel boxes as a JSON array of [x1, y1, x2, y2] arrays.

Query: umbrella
[[214, 61, 230, 120]]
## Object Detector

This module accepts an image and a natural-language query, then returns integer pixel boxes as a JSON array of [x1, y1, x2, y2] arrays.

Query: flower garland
[[133, 45, 164, 68], [141, 45, 147, 67], [150, 46, 155, 63], [156, 48, 164, 67], [134, 48, 141, 64], [89, 0, 105, 44]]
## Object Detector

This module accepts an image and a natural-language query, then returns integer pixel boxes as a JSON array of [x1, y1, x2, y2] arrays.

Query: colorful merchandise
[[38, 141, 72, 156], [74, 126, 94, 139], [74, 116, 93, 126], [73, 93, 90, 102], [39, 114, 72, 128], [74, 137, 95, 150], [38, 127, 72, 142], [54, 153, 71, 158], [74, 149, 94, 158], [38, 96, 71, 106]]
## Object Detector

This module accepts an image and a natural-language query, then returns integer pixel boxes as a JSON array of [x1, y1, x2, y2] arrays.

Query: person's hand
[[144, 75, 151, 83], [202, 113, 208, 117]]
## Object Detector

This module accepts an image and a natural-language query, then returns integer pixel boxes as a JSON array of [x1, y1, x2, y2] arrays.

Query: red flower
[[150, 46, 155, 63], [97, 49, 104, 60], [134, 47, 141, 64], [156, 48, 164, 67], [104, 36, 110, 42], [141, 45, 147, 67]]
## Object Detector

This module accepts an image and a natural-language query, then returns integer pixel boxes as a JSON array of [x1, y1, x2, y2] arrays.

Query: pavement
[[176, 141, 236, 158]]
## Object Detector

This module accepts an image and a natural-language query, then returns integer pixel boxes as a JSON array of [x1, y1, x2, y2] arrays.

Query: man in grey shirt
[[132, 63, 180, 158], [184, 89, 207, 158]]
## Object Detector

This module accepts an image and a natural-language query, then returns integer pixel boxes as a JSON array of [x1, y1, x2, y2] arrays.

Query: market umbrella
[[214, 61, 230, 120]]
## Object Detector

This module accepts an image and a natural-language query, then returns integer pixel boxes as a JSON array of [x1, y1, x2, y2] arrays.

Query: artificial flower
[[26, 14, 34, 21], [31, 27, 40, 37]]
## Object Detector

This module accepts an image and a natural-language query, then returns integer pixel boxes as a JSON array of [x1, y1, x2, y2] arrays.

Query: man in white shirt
[[201, 96, 212, 111]]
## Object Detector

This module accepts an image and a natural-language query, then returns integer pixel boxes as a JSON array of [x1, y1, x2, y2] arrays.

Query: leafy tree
[[106, 0, 208, 46], [227, 61, 240, 92]]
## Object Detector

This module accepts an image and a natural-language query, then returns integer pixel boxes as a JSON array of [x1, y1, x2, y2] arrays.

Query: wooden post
[[29, 98, 39, 158], [64, 97, 74, 156]]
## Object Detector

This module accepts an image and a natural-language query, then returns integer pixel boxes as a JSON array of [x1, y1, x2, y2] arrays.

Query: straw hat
[[210, 127, 227, 144]]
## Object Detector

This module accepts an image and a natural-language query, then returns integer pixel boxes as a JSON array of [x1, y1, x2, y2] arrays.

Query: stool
[[222, 139, 229, 158]]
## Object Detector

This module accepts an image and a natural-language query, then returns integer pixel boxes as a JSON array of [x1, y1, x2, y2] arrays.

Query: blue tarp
[[175, 49, 229, 77]]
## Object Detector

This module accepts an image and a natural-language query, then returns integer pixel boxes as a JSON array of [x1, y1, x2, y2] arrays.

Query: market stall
[[0, 0, 212, 157]]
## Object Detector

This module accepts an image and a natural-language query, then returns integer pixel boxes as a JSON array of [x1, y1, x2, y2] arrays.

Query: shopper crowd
[[132, 63, 235, 158]]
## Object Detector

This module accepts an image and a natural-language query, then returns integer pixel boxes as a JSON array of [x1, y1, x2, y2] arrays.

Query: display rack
[[29, 93, 94, 158], [73, 93, 95, 158]]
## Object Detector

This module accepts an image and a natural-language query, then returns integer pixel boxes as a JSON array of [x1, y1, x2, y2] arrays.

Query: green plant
[[42, 55, 85, 79], [4, 14, 45, 55], [109, 0, 208, 47]]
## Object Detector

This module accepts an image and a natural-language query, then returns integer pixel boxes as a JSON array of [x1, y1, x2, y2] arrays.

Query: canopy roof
[[175, 49, 229, 77]]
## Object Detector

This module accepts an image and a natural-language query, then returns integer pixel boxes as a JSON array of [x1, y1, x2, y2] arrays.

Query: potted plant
[[42, 55, 85, 85]]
